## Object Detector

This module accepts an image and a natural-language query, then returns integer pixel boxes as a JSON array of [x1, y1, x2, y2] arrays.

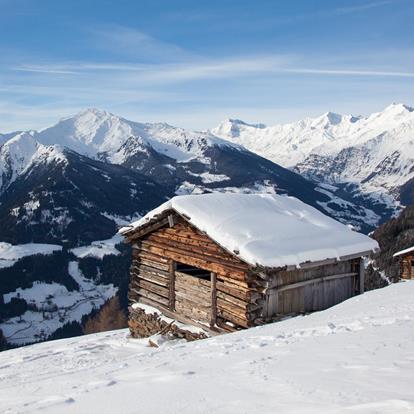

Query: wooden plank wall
[[128, 216, 265, 329], [401, 255, 414, 279], [263, 259, 359, 317]]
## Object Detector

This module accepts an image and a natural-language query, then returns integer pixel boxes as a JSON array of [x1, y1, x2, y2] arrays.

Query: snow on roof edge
[[393, 245, 414, 257]]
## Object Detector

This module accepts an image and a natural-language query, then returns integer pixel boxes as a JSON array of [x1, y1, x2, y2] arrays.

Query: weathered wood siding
[[263, 259, 359, 318], [128, 215, 264, 329], [401, 255, 414, 279]]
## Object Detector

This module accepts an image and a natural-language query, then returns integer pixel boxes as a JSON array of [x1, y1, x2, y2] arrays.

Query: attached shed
[[120, 193, 378, 336], [393, 246, 414, 280]]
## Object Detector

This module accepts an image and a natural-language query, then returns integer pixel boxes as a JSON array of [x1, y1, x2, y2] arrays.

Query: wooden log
[[131, 279, 169, 298], [175, 271, 211, 288], [132, 258, 169, 272], [216, 274, 255, 290], [132, 263, 170, 278], [174, 282, 210, 299], [175, 297, 211, 312], [215, 317, 238, 332], [216, 298, 259, 321], [148, 232, 243, 266], [175, 289, 210, 305], [216, 281, 261, 302], [131, 271, 169, 288], [126, 216, 170, 241], [211, 272, 217, 327], [156, 229, 225, 251], [130, 287, 169, 307], [217, 291, 262, 311], [132, 247, 169, 263], [217, 308, 251, 328], [169, 260, 175, 311], [174, 278, 210, 298], [359, 258, 365, 293], [175, 301, 210, 321], [139, 240, 248, 278]]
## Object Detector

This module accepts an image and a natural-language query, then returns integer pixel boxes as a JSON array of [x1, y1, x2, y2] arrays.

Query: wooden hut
[[393, 246, 414, 279], [120, 193, 378, 337]]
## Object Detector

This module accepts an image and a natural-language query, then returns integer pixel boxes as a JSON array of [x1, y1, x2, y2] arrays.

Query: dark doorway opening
[[175, 262, 211, 281]]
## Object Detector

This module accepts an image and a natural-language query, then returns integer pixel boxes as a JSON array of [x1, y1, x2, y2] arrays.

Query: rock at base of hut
[[128, 304, 209, 342]]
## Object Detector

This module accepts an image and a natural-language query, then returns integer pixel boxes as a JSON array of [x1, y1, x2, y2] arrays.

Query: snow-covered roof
[[120, 193, 379, 268], [393, 246, 414, 257]]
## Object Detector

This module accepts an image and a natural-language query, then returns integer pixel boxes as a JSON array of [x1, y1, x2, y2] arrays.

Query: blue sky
[[0, 0, 413, 131]]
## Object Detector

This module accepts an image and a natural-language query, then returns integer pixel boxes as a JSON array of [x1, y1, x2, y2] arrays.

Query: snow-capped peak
[[212, 103, 414, 165], [0, 131, 68, 194], [33, 108, 239, 164], [36, 108, 143, 157], [383, 102, 414, 114]]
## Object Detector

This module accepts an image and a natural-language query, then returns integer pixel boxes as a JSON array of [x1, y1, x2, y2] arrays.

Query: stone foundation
[[128, 304, 209, 342]]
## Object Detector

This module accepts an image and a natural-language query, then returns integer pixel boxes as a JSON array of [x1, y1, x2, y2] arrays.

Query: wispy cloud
[[279, 67, 414, 78], [9, 55, 414, 83], [88, 25, 192, 62], [12, 65, 78, 75], [334, 0, 394, 15], [268, 0, 397, 25]]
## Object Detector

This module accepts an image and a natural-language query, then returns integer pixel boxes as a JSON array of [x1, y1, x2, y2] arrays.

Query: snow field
[[0, 282, 413, 413]]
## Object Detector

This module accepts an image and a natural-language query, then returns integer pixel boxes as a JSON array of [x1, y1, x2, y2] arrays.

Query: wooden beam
[[128, 216, 170, 241], [275, 272, 358, 293], [169, 260, 176, 311], [168, 214, 175, 228], [359, 258, 365, 294], [283, 250, 374, 272], [211, 272, 217, 327]]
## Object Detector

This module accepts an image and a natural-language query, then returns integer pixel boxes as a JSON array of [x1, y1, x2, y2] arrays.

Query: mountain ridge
[[212, 103, 414, 215]]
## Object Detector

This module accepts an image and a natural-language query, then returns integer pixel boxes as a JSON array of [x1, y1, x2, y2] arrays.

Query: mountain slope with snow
[[212, 103, 414, 209], [35, 108, 238, 163], [0, 108, 400, 346], [0, 281, 413, 413], [1, 108, 379, 230]]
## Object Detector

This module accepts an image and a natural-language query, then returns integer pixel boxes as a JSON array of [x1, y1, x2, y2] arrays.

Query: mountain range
[[213, 103, 414, 213], [0, 103, 412, 346]]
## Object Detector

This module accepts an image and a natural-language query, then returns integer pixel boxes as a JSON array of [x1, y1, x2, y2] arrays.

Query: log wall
[[128, 215, 264, 330], [400, 254, 414, 279]]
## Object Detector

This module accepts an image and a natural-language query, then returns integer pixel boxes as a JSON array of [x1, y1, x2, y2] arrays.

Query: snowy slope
[[0, 281, 413, 413], [212, 103, 414, 204], [0, 242, 62, 269]]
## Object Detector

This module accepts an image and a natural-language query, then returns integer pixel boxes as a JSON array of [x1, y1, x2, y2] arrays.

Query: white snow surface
[[0, 242, 62, 269], [120, 193, 378, 268], [393, 245, 414, 257], [70, 234, 123, 259], [1, 282, 414, 413]]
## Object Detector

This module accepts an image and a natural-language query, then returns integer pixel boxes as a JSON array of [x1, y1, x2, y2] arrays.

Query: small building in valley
[[120, 193, 378, 338], [393, 246, 414, 280]]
